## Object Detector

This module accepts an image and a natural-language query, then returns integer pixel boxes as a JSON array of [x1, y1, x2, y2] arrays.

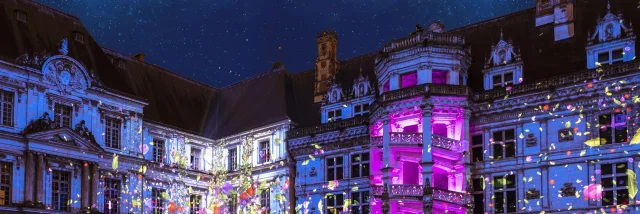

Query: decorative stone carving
[[74, 120, 97, 144], [23, 112, 55, 135], [525, 133, 537, 147], [58, 38, 69, 55], [558, 128, 574, 142], [526, 188, 540, 200], [308, 167, 317, 177], [42, 56, 90, 94], [15, 50, 51, 69], [560, 183, 576, 197]]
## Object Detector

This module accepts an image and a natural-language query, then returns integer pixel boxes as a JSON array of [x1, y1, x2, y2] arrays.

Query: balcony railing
[[390, 132, 422, 145], [372, 185, 384, 196], [472, 60, 640, 102], [381, 32, 466, 53], [432, 135, 462, 151], [390, 184, 424, 197], [287, 116, 369, 139], [432, 188, 473, 205], [371, 136, 383, 146], [381, 84, 469, 103]]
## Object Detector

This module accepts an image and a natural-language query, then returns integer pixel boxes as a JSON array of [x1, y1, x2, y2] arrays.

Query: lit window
[[351, 191, 370, 214], [75, 32, 84, 43], [599, 113, 627, 145], [260, 188, 270, 213], [350, 153, 369, 178], [151, 188, 165, 214], [259, 141, 271, 164], [472, 178, 484, 214], [153, 139, 165, 163], [353, 103, 370, 117], [190, 194, 202, 214], [327, 109, 342, 122], [471, 135, 484, 162], [52, 170, 70, 211], [492, 129, 515, 159], [103, 179, 120, 214], [190, 148, 202, 170], [14, 10, 27, 22], [104, 117, 121, 149], [54, 103, 72, 128], [0, 162, 12, 206], [228, 148, 237, 171], [326, 193, 344, 214], [0, 91, 14, 127], [601, 163, 629, 206], [494, 174, 516, 213], [326, 156, 343, 181]]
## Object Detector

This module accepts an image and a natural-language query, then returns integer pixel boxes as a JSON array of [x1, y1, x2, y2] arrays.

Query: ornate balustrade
[[432, 135, 462, 151], [372, 186, 384, 196], [432, 188, 473, 205], [472, 60, 640, 102], [381, 84, 469, 103], [382, 32, 465, 53], [287, 116, 369, 139], [390, 132, 422, 145], [390, 184, 424, 197], [371, 136, 383, 146]]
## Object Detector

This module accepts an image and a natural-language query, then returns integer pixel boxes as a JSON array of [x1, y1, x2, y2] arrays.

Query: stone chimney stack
[[133, 53, 146, 62]]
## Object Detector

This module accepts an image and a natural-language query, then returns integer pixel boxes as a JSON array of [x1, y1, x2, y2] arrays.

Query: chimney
[[133, 53, 146, 62]]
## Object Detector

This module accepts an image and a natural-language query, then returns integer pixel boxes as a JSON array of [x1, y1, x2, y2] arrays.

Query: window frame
[[326, 156, 344, 181], [492, 129, 516, 160], [190, 147, 202, 170], [472, 177, 484, 214], [260, 188, 270, 213], [104, 116, 122, 149], [152, 138, 165, 163], [0, 161, 12, 206], [350, 191, 370, 214], [151, 188, 165, 214], [0, 90, 14, 127], [326, 192, 344, 214], [327, 109, 342, 122], [228, 148, 238, 172], [493, 174, 517, 213], [54, 103, 73, 128], [598, 49, 625, 66], [189, 194, 202, 214], [74, 32, 84, 43], [258, 140, 271, 164], [350, 153, 369, 178], [353, 103, 370, 117], [599, 113, 628, 145], [103, 178, 120, 214], [228, 195, 237, 214], [14, 10, 27, 23], [601, 162, 629, 206], [52, 170, 71, 211], [492, 72, 514, 88], [471, 135, 484, 162]]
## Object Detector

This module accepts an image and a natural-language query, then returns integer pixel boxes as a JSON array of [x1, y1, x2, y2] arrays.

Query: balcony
[[372, 186, 384, 196], [381, 84, 469, 103], [287, 116, 369, 139], [381, 32, 465, 53], [390, 132, 422, 145], [431, 135, 462, 151], [432, 188, 473, 206], [390, 184, 424, 197], [371, 136, 383, 146]]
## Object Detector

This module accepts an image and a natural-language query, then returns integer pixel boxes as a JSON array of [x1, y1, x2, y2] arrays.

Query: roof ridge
[[447, 7, 536, 34], [339, 52, 378, 65], [220, 68, 288, 91], [101, 47, 219, 92], [21, 0, 80, 21]]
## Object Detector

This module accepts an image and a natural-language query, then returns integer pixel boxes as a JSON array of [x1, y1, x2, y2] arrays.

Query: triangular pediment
[[25, 128, 105, 153]]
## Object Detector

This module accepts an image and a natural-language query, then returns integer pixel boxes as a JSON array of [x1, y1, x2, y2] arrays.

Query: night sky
[[37, 0, 531, 88]]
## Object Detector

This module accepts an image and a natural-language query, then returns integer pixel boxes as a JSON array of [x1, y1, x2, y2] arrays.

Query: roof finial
[[607, 0, 611, 11], [277, 45, 282, 61], [500, 28, 504, 41]]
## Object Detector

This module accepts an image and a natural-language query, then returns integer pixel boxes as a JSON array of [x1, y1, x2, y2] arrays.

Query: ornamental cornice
[[288, 125, 369, 149], [290, 136, 369, 157]]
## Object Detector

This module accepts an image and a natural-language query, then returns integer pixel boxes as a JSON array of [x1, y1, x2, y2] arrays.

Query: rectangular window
[[0, 162, 12, 206], [432, 70, 448, 84], [117, 59, 126, 69], [54, 103, 72, 128], [328, 109, 342, 122], [52, 170, 70, 211], [326, 156, 344, 181], [259, 141, 271, 164], [104, 179, 120, 214], [598, 52, 610, 65], [75, 32, 84, 43], [190, 148, 202, 170], [153, 139, 165, 163], [353, 103, 370, 117], [190, 194, 202, 214], [493, 72, 513, 88], [471, 135, 483, 162], [494, 174, 516, 213], [14, 10, 27, 22], [260, 188, 270, 213], [612, 49, 624, 64], [503, 72, 514, 85], [351, 191, 370, 214], [104, 117, 121, 149], [400, 71, 418, 88], [350, 153, 369, 178], [228, 196, 237, 214], [472, 178, 484, 214], [228, 148, 237, 171], [0, 91, 13, 127], [599, 113, 627, 145], [601, 162, 629, 206], [493, 130, 515, 159], [151, 188, 165, 214], [326, 193, 344, 214]]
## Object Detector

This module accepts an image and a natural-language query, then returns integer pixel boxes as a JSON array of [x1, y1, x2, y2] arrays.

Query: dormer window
[[353, 103, 370, 117], [117, 59, 126, 69], [483, 30, 523, 90], [492, 72, 513, 88], [74, 32, 84, 43], [586, 3, 635, 69], [15, 10, 27, 23], [327, 109, 342, 122]]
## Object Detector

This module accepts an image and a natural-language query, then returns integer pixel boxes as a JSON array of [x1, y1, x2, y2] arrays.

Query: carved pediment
[[25, 123, 104, 154], [41, 55, 92, 94]]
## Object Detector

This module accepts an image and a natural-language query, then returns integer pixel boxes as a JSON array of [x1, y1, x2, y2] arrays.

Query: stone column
[[389, 73, 399, 90], [540, 119, 548, 153], [463, 109, 472, 191], [90, 163, 99, 209], [422, 105, 434, 213], [381, 114, 391, 181], [35, 153, 45, 207], [24, 152, 35, 206], [81, 162, 90, 209]]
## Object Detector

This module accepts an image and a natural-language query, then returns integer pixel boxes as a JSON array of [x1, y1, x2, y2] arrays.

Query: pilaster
[[24, 151, 35, 206], [35, 153, 45, 207], [81, 162, 90, 209]]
